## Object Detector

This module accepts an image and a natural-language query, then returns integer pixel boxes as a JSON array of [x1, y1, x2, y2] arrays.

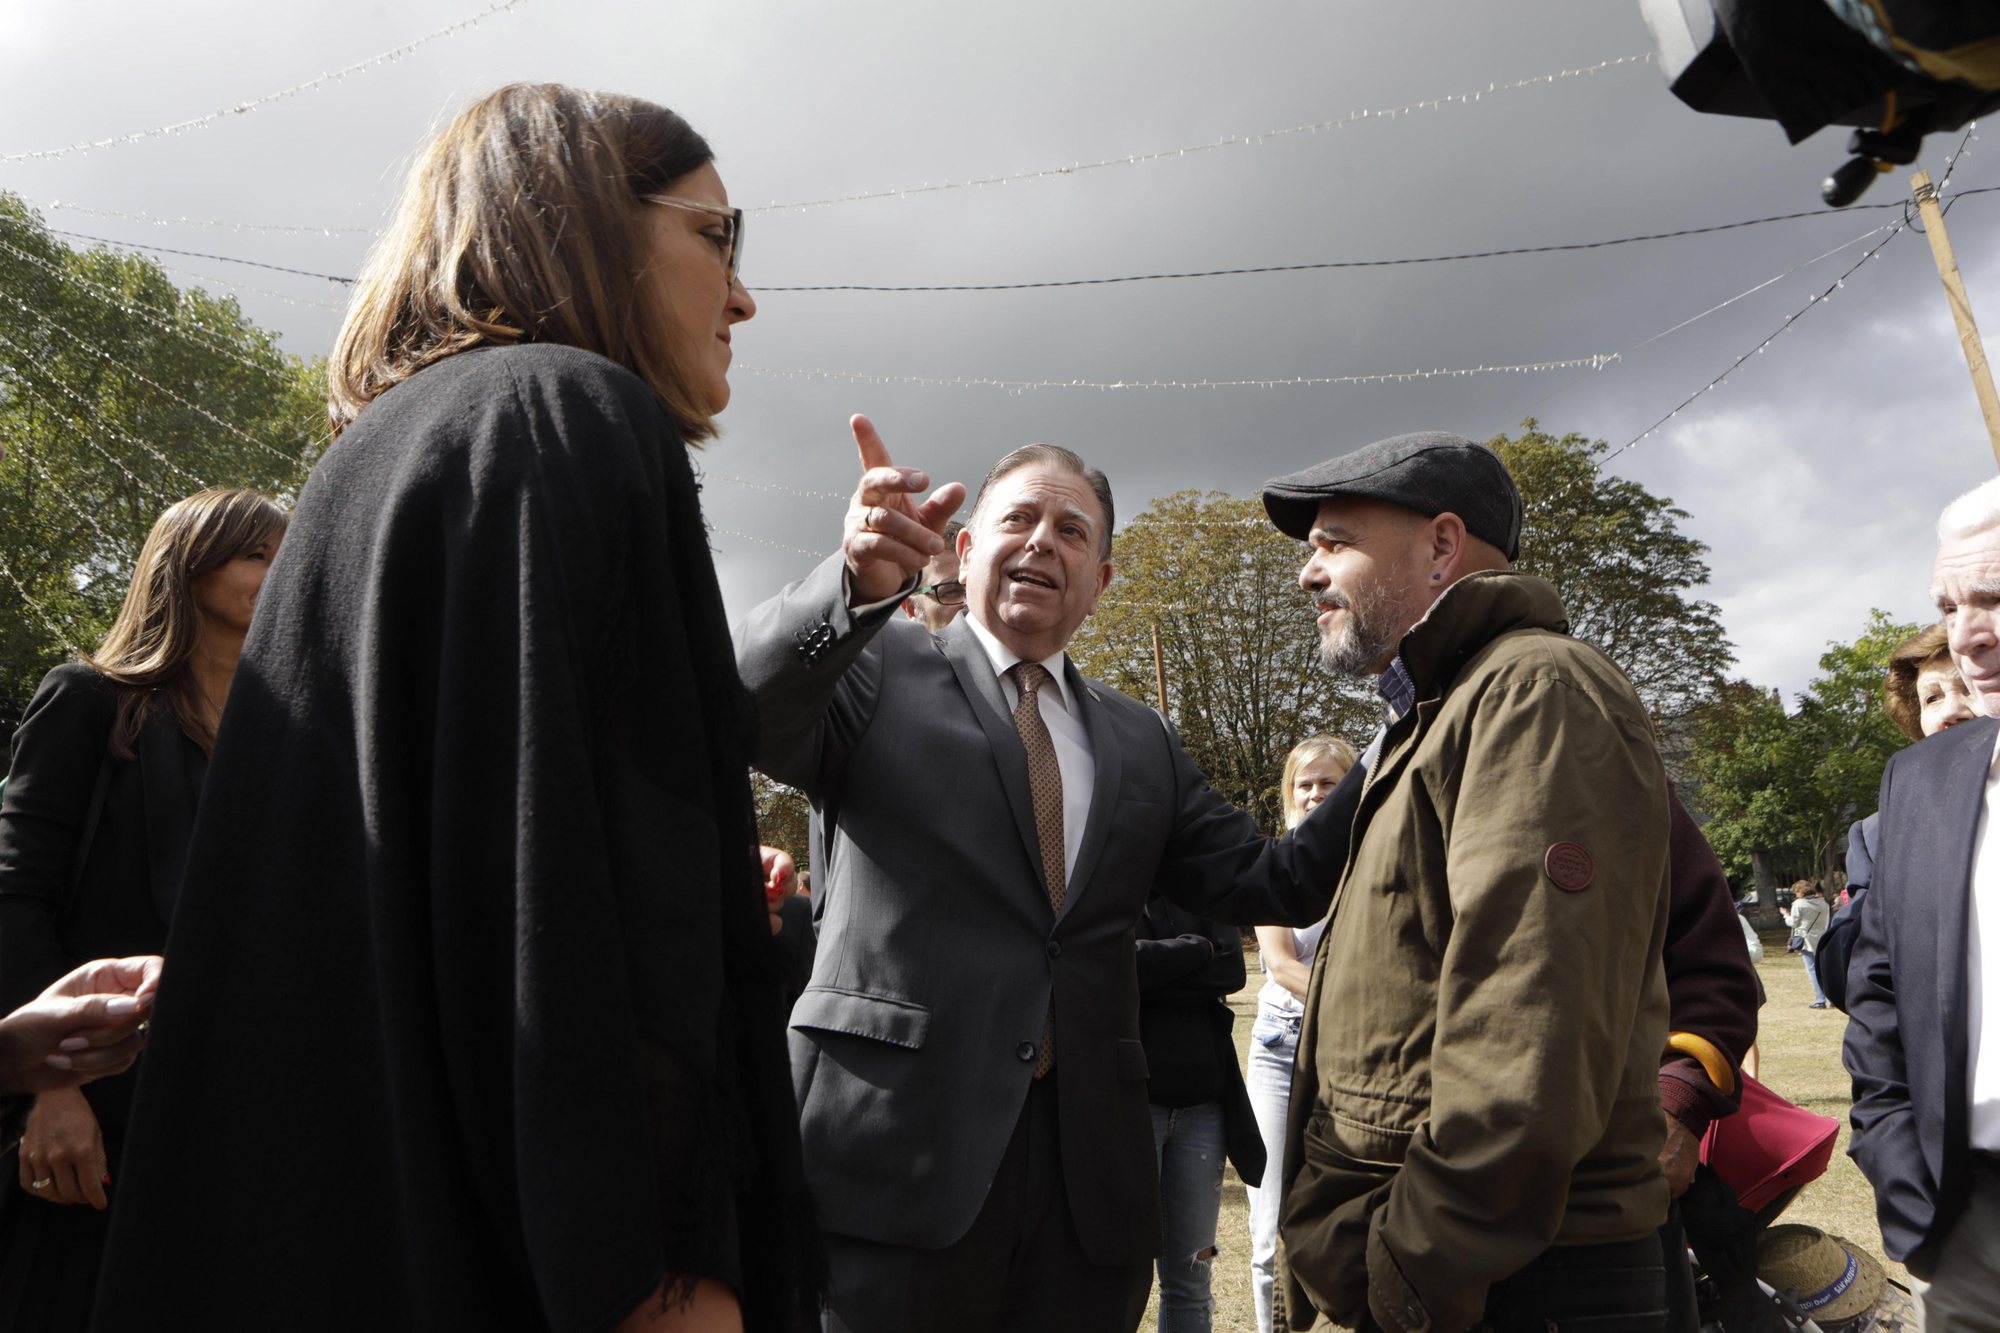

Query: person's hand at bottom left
[[0, 956, 162, 1097], [18, 1087, 108, 1210]]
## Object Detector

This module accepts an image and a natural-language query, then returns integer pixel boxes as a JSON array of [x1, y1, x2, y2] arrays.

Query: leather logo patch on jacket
[[1545, 842, 1595, 891]]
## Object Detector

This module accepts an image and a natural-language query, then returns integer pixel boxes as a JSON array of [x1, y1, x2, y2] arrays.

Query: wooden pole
[[1151, 620, 1169, 715], [1910, 170, 2000, 468]]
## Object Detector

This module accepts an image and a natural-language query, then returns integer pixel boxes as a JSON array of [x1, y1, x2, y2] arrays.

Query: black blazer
[[739, 560, 1349, 1266], [0, 663, 201, 1139], [1844, 712, 1997, 1261]]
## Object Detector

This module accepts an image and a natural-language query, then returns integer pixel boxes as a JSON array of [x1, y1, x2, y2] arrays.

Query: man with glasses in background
[[903, 520, 967, 633]]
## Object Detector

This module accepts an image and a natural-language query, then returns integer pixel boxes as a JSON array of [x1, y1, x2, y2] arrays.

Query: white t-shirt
[[1967, 733, 2000, 1151], [1258, 917, 1328, 1018]]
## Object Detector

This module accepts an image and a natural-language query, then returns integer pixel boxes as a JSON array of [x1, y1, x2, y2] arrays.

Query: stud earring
[[1432, 573, 1442, 580]]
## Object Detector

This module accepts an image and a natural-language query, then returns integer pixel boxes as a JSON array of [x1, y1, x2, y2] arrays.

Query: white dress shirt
[[964, 612, 1095, 882], [1969, 733, 2000, 1151]]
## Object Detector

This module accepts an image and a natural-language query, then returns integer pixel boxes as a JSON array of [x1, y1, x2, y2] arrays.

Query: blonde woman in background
[[1243, 733, 1357, 1333]]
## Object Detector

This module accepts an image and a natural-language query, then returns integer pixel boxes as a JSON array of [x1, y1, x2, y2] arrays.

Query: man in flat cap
[[1263, 433, 1675, 1333]]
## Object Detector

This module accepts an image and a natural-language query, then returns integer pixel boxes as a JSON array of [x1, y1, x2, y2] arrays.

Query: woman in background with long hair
[[1243, 733, 1356, 1333], [92, 85, 818, 1333], [0, 488, 284, 1331]]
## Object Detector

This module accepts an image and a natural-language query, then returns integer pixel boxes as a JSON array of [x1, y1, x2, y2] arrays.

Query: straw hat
[[1757, 1225, 1887, 1322]]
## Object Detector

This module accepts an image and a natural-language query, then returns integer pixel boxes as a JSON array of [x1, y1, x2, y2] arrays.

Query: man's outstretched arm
[[1153, 735, 1365, 929]]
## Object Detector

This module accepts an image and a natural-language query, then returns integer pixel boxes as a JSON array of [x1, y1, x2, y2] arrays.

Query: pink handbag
[[1700, 1072, 1841, 1213]]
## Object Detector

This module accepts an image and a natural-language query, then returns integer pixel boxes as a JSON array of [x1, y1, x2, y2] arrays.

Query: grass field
[[1138, 928, 1895, 1330]]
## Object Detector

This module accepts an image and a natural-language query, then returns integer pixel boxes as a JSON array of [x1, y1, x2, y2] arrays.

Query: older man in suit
[[1846, 474, 2000, 1331], [737, 419, 1350, 1333]]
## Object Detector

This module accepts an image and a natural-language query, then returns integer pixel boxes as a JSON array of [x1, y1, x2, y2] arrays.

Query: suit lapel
[[1059, 665, 1121, 926], [940, 619, 1051, 905], [1932, 716, 1996, 1131]]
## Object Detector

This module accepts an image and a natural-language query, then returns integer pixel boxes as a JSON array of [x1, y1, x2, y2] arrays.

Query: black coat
[[1134, 897, 1266, 1187], [0, 665, 204, 1332], [1844, 713, 1998, 1262], [89, 344, 818, 1333], [0, 665, 200, 1017]]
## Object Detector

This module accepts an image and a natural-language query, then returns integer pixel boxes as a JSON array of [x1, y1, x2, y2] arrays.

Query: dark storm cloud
[[4, 0, 1993, 693]]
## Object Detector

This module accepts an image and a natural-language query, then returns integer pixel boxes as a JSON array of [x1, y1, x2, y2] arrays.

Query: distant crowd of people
[[0, 79, 1994, 1333]]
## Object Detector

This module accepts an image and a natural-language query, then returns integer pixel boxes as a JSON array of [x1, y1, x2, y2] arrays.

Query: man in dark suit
[[1845, 477, 2000, 1329], [736, 419, 1351, 1333]]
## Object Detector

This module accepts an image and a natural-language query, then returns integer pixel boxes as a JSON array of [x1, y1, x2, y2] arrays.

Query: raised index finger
[[852, 414, 893, 474]]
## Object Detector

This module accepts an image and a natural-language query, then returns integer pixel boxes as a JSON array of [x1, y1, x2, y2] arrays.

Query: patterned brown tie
[[1010, 662, 1066, 1078]]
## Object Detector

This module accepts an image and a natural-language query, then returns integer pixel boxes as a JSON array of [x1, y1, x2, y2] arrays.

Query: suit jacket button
[[1046, 941, 1061, 959], [1016, 1042, 1036, 1061]]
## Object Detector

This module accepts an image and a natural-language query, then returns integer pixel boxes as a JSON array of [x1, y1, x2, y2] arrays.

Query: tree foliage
[[753, 773, 814, 874], [1486, 421, 1733, 715], [0, 194, 323, 738], [1685, 610, 1915, 883], [1067, 490, 1379, 834]]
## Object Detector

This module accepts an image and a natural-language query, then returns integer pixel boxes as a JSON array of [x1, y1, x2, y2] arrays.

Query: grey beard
[[1316, 582, 1412, 679]]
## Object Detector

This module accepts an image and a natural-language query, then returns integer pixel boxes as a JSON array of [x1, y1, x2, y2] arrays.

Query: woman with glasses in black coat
[[89, 85, 818, 1333]]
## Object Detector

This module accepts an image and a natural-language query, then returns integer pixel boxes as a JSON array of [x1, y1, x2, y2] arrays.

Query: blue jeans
[[1802, 948, 1826, 1004], [1150, 1101, 1227, 1333], [1243, 1008, 1301, 1333]]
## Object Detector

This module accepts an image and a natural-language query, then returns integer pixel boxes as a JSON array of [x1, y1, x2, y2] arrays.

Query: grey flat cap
[[1261, 431, 1523, 560]]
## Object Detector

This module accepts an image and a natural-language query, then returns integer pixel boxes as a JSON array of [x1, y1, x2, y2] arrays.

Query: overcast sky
[[4, 0, 1995, 700]]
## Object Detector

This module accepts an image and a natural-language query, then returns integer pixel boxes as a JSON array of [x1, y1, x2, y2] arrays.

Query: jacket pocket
[[1116, 1038, 1150, 1081], [1321, 1107, 1414, 1169], [790, 987, 931, 1050], [1282, 1111, 1401, 1327]]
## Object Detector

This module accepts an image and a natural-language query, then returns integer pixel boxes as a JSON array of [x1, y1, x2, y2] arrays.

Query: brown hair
[[1791, 880, 1820, 899], [969, 444, 1116, 559], [1281, 734, 1358, 829], [329, 83, 719, 442], [85, 489, 289, 758], [1884, 623, 1954, 742]]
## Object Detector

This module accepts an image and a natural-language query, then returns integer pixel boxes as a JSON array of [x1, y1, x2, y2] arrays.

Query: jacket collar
[[1387, 570, 1571, 705]]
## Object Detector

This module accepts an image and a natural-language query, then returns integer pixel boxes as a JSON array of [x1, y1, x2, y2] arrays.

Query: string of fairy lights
[[0, 0, 533, 164], [0, 3, 1988, 595]]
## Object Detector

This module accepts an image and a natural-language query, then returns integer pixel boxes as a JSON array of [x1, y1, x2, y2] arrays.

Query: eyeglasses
[[643, 195, 746, 287], [914, 580, 966, 605]]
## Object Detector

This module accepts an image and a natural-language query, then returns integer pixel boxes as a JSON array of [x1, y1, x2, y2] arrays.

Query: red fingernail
[[101, 1173, 111, 1185]]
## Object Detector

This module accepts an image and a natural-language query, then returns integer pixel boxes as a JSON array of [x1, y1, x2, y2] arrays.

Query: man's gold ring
[[28, 1178, 50, 1190]]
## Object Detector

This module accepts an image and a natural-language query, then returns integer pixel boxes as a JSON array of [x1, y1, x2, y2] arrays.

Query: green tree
[[1487, 421, 1733, 715], [1067, 490, 1378, 834], [1684, 680, 1817, 896], [0, 193, 323, 738], [1686, 611, 1916, 899], [1788, 610, 1916, 877], [753, 772, 813, 874]]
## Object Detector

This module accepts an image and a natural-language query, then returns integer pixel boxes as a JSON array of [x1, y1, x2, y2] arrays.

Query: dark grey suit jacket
[[736, 555, 1346, 1265], [1844, 713, 1997, 1261]]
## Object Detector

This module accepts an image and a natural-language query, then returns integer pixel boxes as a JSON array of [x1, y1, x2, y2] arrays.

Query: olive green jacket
[[1277, 572, 1672, 1333]]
